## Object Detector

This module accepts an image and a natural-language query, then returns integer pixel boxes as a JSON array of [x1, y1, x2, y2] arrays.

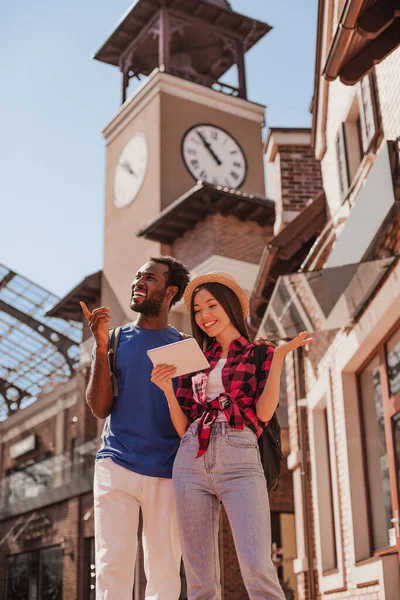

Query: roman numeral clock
[[182, 124, 247, 189], [94, 0, 273, 324]]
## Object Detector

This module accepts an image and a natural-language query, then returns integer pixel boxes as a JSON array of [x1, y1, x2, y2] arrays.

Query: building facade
[[254, 1, 400, 598]]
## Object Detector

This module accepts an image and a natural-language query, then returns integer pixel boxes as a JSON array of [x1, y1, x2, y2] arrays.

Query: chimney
[[264, 128, 324, 235]]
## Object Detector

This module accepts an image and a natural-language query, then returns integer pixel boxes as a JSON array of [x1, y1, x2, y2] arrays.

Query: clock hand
[[120, 161, 137, 177], [196, 131, 222, 166]]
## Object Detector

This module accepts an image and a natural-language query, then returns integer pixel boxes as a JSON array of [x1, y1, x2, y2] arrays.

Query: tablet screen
[[147, 337, 210, 377]]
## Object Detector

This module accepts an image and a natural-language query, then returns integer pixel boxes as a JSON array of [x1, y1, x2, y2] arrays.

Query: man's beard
[[130, 289, 167, 318]]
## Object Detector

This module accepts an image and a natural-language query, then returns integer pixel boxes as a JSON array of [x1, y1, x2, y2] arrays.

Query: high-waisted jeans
[[173, 421, 285, 600]]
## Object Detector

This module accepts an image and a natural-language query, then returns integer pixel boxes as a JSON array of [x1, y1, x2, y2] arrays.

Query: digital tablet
[[147, 337, 210, 377]]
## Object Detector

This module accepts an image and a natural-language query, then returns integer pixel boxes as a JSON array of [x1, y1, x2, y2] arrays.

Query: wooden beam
[[236, 40, 247, 99], [119, 11, 160, 69], [122, 70, 129, 104], [159, 5, 171, 71], [168, 7, 241, 41]]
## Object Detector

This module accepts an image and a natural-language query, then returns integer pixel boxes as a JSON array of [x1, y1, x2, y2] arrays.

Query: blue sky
[[0, 0, 318, 298]]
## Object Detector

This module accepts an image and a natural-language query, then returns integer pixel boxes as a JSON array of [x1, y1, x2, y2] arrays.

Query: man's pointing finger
[[80, 301, 91, 320]]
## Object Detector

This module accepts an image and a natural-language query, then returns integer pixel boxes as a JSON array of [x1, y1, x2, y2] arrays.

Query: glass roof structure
[[0, 264, 82, 421]]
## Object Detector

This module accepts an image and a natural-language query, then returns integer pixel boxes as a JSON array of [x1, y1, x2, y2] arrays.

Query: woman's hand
[[274, 331, 313, 361], [151, 364, 177, 393]]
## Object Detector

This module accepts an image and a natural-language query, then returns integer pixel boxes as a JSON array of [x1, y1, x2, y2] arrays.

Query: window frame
[[307, 371, 345, 592], [334, 72, 381, 201], [356, 320, 400, 557]]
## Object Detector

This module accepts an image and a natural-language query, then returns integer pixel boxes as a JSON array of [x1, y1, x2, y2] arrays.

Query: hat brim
[[184, 272, 249, 318]]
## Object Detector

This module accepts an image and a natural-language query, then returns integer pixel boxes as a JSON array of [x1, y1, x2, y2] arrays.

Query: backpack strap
[[254, 344, 268, 375], [179, 331, 192, 340], [254, 343, 283, 491], [108, 326, 122, 398]]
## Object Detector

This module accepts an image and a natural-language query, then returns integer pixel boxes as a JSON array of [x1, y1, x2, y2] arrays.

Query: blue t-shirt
[[96, 324, 182, 478]]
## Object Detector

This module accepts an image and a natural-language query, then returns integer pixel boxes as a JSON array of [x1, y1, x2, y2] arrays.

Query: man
[[80, 256, 191, 600]]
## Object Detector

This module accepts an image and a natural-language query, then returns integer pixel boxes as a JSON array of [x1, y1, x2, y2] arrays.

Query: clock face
[[181, 124, 247, 189], [113, 133, 148, 208]]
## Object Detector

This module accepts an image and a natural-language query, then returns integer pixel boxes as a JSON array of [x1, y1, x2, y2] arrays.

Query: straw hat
[[184, 272, 249, 318]]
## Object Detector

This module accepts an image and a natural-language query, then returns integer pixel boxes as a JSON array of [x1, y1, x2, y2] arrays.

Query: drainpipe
[[293, 348, 316, 600]]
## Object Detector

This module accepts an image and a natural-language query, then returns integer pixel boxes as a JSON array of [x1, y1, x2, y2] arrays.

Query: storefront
[[6, 546, 63, 600]]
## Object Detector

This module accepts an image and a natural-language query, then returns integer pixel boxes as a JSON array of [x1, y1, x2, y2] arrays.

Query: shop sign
[[10, 434, 37, 459]]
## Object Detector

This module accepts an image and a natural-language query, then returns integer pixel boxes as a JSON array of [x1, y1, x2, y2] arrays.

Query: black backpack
[[254, 345, 283, 492]]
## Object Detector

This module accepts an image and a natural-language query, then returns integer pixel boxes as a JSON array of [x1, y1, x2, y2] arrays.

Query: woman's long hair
[[190, 282, 249, 350]]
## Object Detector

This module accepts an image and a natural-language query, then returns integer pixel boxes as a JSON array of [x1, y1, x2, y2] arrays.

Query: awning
[[46, 271, 102, 322], [137, 181, 275, 244], [258, 256, 399, 340]]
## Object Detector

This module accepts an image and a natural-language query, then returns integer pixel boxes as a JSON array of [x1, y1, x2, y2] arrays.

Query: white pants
[[94, 458, 181, 600]]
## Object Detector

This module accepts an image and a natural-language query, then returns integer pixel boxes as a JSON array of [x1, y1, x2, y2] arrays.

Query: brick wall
[[287, 322, 396, 599], [375, 46, 400, 141], [277, 145, 324, 214], [171, 213, 273, 270]]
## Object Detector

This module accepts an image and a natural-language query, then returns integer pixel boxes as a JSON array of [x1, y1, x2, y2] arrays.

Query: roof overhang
[[137, 181, 275, 244], [46, 271, 102, 322], [324, 0, 400, 85], [249, 192, 327, 330]]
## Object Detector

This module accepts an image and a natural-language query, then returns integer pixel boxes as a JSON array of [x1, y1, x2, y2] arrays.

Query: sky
[[0, 0, 318, 299]]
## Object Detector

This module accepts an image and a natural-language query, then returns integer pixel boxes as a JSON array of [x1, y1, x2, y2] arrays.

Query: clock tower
[[94, 0, 274, 329]]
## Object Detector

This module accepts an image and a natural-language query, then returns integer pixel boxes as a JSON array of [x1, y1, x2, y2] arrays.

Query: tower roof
[[204, 0, 232, 9], [93, 0, 271, 83]]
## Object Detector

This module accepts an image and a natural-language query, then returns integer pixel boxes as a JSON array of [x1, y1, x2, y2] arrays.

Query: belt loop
[[221, 422, 226, 437]]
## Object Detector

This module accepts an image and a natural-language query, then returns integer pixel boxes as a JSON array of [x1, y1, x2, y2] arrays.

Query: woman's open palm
[[274, 331, 313, 360]]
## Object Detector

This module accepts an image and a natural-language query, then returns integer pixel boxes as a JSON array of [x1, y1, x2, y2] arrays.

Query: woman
[[151, 272, 311, 600]]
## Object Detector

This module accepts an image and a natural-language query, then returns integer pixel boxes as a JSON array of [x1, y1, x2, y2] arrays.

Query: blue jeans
[[173, 422, 286, 600]]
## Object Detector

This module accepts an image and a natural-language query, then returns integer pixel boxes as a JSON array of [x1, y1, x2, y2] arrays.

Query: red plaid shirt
[[176, 336, 274, 457]]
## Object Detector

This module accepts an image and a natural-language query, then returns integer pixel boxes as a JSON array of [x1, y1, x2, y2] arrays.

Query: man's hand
[[80, 301, 111, 350], [151, 364, 177, 393], [254, 337, 276, 348]]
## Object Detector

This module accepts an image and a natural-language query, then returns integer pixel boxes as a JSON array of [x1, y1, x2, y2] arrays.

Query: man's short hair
[[150, 256, 190, 306]]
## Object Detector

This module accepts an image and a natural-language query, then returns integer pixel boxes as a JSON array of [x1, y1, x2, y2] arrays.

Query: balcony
[[0, 438, 98, 519]]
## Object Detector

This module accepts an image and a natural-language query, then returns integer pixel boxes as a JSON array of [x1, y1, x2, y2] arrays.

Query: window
[[387, 328, 400, 505], [312, 404, 338, 572], [335, 73, 379, 196], [359, 355, 393, 550], [6, 547, 62, 600], [393, 414, 400, 503], [270, 511, 297, 599], [387, 328, 400, 396]]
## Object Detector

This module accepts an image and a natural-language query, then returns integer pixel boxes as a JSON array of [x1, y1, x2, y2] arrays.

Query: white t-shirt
[[206, 358, 227, 423]]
